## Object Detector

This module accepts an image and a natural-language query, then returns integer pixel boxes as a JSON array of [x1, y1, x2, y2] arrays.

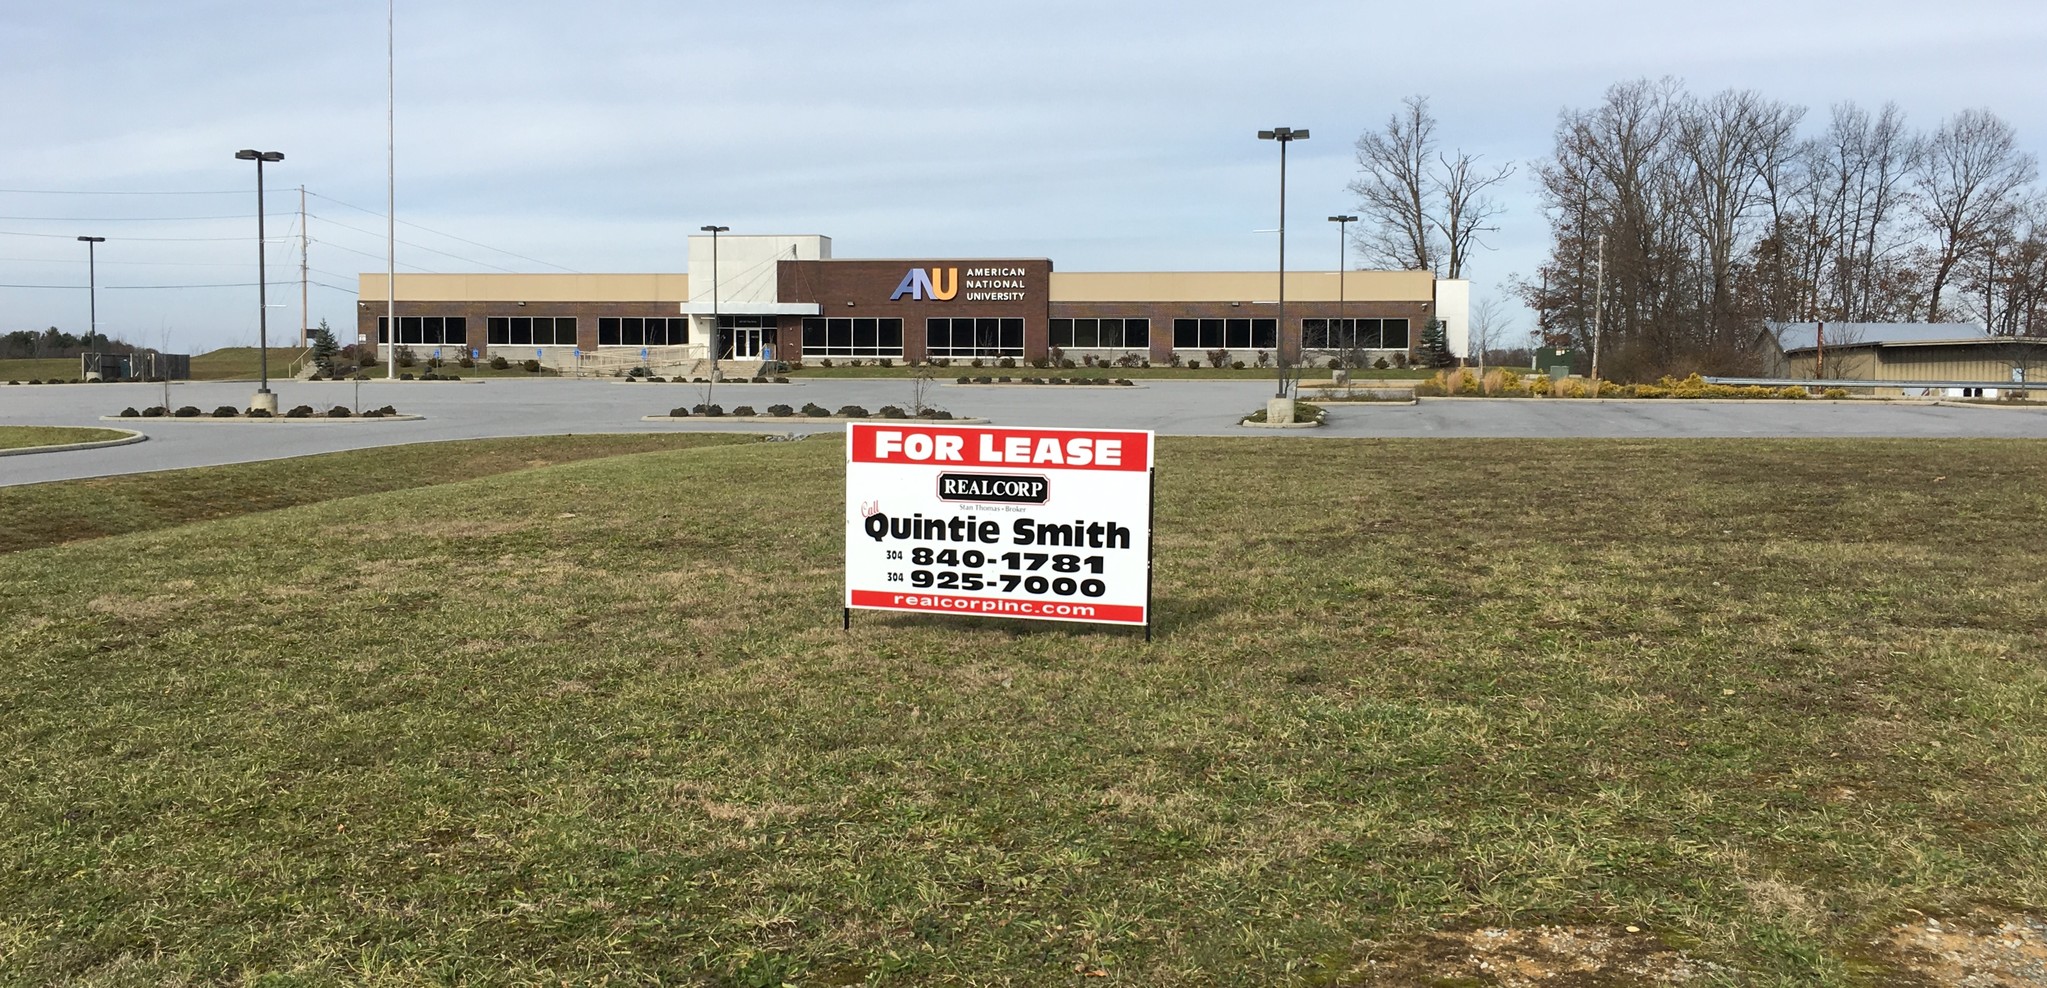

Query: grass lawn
[[0, 426, 132, 452], [2, 438, 2044, 985], [0, 434, 762, 555]]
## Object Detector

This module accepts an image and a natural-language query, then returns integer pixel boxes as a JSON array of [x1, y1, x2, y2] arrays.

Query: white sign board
[[846, 423, 1154, 628]]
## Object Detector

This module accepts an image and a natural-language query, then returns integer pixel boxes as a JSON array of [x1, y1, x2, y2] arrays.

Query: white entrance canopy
[[678, 301, 821, 316]]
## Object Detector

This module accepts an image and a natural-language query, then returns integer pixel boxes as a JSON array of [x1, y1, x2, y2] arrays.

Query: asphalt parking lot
[[4, 377, 2046, 486]]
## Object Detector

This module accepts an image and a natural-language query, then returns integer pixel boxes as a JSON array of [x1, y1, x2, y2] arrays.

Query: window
[[799, 317, 903, 357], [486, 316, 578, 347], [1171, 318, 1272, 350], [1301, 318, 1413, 350], [1050, 318, 1150, 349], [377, 316, 468, 347], [925, 318, 1023, 358], [597, 317, 688, 347]]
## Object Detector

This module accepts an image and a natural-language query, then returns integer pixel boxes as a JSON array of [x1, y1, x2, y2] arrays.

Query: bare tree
[[1915, 108, 2039, 320], [1435, 149, 1516, 280], [1348, 96, 1437, 273], [1675, 88, 1805, 349], [1468, 292, 1508, 379]]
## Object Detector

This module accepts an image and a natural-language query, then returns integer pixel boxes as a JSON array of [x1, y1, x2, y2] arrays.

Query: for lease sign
[[846, 423, 1155, 627]]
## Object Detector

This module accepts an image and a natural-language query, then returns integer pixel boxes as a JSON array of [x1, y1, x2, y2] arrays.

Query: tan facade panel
[[360, 273, 691, 303], [1049, 270, 1433, 303]]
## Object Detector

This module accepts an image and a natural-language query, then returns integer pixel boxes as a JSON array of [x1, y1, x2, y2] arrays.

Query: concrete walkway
[[3, 378, 2045, 487]]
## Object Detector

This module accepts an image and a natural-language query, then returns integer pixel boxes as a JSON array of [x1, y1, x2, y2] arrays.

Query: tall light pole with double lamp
[[77, 236, 105, 352], [1258, 127, 1307, 399], [700, 224, 728, 403], [236, 149, 285, 412], [1327, 214, 1355, 366]]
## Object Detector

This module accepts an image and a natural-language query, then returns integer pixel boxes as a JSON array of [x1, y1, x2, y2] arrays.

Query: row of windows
[[1302, 318, 1411, 350], [1172, 318, 1277, 351], [803, 317, 905, 357], [377, 317, 467, 346], [598, 317, 690, 347], [1050, 318, 1150, 350], [928, 317, 1025, 358], [486, 316, 579, 347]]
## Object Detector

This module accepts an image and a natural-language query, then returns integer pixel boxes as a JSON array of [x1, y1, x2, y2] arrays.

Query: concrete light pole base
[[1266, 398, 1295, 424], [249, 392, 279, 415]]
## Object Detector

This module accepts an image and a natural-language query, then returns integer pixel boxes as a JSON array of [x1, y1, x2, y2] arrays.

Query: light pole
[[700, 224, 728, 404], [77, 236, 105, 352], [1258, 127, 1307, 399], [1327, 215, 1355, 368], [236, 149, 285, 411]]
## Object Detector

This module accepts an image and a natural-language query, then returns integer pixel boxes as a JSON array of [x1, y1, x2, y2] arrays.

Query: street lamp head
[[1328, 215, 1356, 224], [1259, 127, 1308, 142], [235, 149, 284, 162], [700, 224, 729, 233], [78, 235, 106, 243]]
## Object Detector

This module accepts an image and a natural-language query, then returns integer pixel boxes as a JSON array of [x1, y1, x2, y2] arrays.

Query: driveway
[[3, 378, 2045, 486]]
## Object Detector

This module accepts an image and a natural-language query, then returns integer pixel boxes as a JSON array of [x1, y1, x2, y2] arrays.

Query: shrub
[[376, 405, 397, 416], [140, 405, 167, 417], [1207, 349, 1231, 369], [400, 373, 415, 381], [801, 402, 831, 417], [1777, 386, 1810, 399], [998, 357, 1016, 368], [118, 407, 139, 417], [694, 403, 725, 417], [878, 358, 893, 368], [211, 405, 238, 418], [1116, 379, 1134, 386], [731, 405, 757, 417], [458, 356, 475, 368], [957, 376, 972, 384], [1060, 358, 1077, 369], [285, 405, 314, 418], [628, 366, 648, 378], [750, 376, 767, 384], [998, 376, 1011, 383], [648, 376, 665, 383], [836, 405, 869, 418], [28, 379, 42, 385], [1823, 388, 1849, 399], [1116, 353, 1144, 368], [360, 408, 383, 418], [915, 408, 954, 420], [970, 358, 984, 368], [1050, 378, 1067, 385], [1412, 378, 1446, 397], [772, 376, 789, 384], [668, 406, 691, 418], [1031, 357, 1051, 369], [490, 355, 510, 370], [245, 408, 272, 418], [1231, 361, 1246, 370], [766, 404, 794, 417], [1187, 360, 1201, 369], [877, 405, 908, 418], [394, 346, 417, 368], [171, 405, 201, 418], [819, 358, 834, 368], [1374, 357, 1391, 370], [975, 376, 993, 384], [324, 406, 350, 418], [521, 359, 541, 373]]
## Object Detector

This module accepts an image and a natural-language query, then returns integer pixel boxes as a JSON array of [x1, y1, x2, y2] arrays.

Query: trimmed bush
[[522, 359, 541, 373], [692, 404, 724, 417], [975, 376, 993, 384], [750, 376, 768, 383], [957, 376, 972, 384], [836, 405, 869, 418], [766, 404, 794, 417], [773, 376, 790, 384], [118, 407, 139, 417], [285, 405, 314, 418], [244, 408, 272, 418], [211, 405, 238, 418], [490, 355, 510, 369], [801, 402, 831, 417], [170, 405, 200, 418], [731, 405, 757, 417], [668, 407, 690, 417], [327, 406, 353, 418], [915, 408, 954, 420], [140, 406, 167, 418], [1823, 388, 1849, 399]]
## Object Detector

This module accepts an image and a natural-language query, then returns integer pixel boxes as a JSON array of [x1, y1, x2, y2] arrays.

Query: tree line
[[2, 328, 139, 360], [1346, 81, 2045, 380]]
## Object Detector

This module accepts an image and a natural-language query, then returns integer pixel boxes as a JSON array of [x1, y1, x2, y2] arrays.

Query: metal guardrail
[[1704, 376, 2044, 392]]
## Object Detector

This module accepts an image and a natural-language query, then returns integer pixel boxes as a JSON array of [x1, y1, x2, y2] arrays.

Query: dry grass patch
[[1875, 912, 2047, 987]]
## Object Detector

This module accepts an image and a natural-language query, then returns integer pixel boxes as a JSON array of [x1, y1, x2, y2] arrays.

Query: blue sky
[[3, 0, 2042, 353]]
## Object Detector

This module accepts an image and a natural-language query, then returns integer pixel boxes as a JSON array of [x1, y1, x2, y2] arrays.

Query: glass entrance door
[[731, 328, 762, 359]]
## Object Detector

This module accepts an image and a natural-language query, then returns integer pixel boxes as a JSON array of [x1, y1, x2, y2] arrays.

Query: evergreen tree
[[310, 319, 339, 371], [1418, 318, 1454, 367]]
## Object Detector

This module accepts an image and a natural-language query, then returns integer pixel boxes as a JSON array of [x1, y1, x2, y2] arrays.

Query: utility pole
[[299, 185, 309, 345], [1590, 232, 1604, 383]]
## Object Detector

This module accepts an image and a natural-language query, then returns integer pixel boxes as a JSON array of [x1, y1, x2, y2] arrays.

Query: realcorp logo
[[890, 267, 958, 301]]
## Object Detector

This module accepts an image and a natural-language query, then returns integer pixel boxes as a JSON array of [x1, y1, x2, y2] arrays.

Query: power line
[[0, 213, 293, 222], [307, 212, 519, 272], [0, 230, 284, 242], [306, 190, 579, 272], [0, 188, 244, 195]]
